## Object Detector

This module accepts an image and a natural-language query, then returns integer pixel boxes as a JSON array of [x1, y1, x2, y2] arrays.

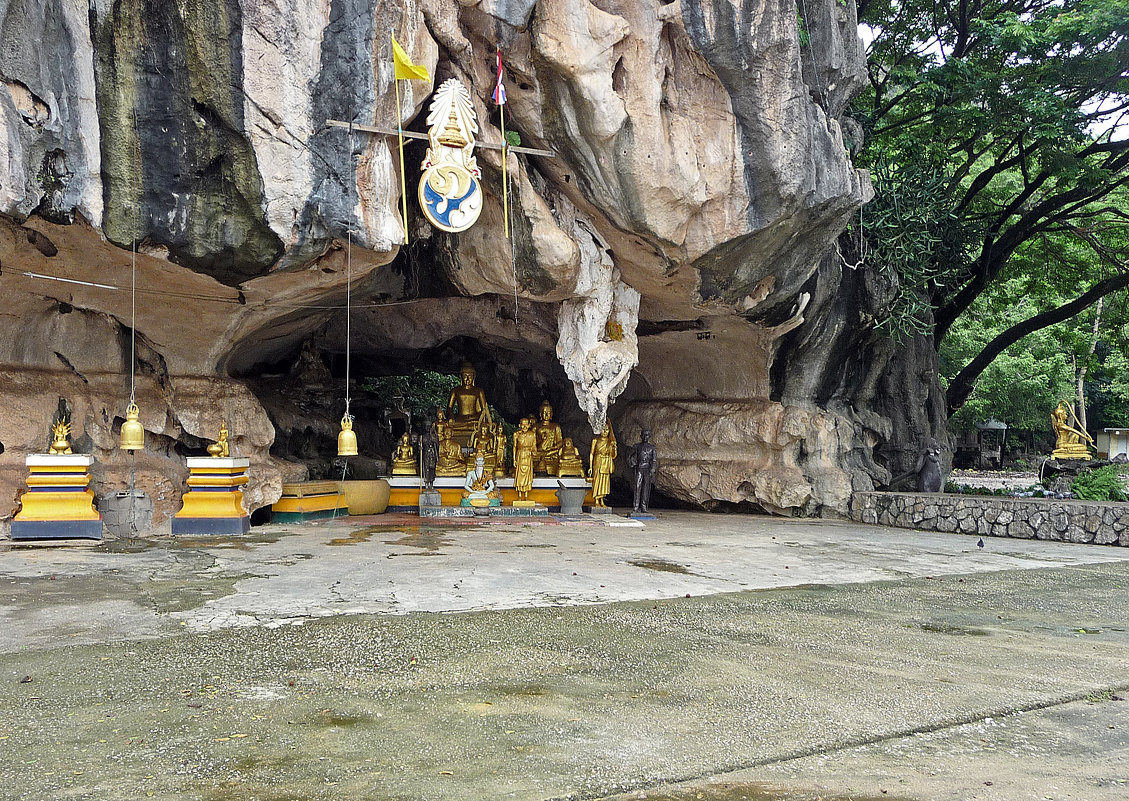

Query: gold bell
[[337, 414, 358, 457], [120, 402, 145, 451]]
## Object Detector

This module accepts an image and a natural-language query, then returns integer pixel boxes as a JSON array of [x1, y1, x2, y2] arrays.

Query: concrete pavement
[[1, 511, 1127, 800]]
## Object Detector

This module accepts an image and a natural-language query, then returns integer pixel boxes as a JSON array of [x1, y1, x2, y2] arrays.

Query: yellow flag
[[392, 36, 430, 82]]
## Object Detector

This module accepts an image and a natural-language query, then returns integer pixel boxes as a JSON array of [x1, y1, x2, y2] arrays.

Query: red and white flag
[[492, 48, 507, 105]]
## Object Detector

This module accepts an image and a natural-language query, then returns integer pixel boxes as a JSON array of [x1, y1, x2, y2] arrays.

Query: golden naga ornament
[[49, 419, 73, 454], [418, 79, 483, 232]]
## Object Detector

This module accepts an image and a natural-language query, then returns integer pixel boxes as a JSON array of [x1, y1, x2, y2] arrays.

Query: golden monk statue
[[49, 420, 72, 454], [436, 426, 467, 477], [512, 417, 537, 501], [1051, 401, 1093, 460], [461, 450, 500, 506], [588, 422, 617, 507], [446, 364, 492, 446], [206, 420, 230, 457], [557, 437, 585, 477], [533, 400, 564, 475], [391, 433, 417, 475]]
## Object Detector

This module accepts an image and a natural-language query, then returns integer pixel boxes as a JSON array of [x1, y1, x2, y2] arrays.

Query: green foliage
[[1070, 465, 1129, 501], [504, 130, 521, 147], [940, 278, 1078, 431], [362, 369, 460, 422], [852, 0, 1129, 346]]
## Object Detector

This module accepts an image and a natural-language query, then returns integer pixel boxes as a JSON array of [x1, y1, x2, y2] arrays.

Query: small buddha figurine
[[435, 408, 451, 444], [589, 421, 617, 507], [557, 437, 585, 478], [206, 420, 230, 457], [48, 419, 73, 454], [391, 433, 417, 475], [491, 421, 507, 477], [446, 363, 492, 446], [512, 416, 537, 501], [436, 426, 467, 477], [533, 401, 564, 475]]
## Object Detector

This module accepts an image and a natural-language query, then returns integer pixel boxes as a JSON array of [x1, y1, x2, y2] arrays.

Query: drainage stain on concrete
[[638, 783, 903, 801], [383, 528, 453, 553], [629, 557, 693, 575], [918, 621, 992, 636]]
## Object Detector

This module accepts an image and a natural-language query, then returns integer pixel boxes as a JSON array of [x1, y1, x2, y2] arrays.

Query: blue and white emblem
[[418, 79, 483, 233]]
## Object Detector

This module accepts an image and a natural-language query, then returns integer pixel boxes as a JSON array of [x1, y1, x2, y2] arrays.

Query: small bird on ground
[[977, 538, 985, 550]]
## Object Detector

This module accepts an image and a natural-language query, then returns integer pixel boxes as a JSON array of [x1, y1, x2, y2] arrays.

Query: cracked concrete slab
[[1, 512, 1127, 800]]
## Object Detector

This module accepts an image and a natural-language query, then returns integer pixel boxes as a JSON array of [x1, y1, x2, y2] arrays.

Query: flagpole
[[395, 74, 409, 247], [500, 99, 510, 240]]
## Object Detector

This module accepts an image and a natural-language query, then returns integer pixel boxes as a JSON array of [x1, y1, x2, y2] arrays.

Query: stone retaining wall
[[850, 492, 1129, 546]]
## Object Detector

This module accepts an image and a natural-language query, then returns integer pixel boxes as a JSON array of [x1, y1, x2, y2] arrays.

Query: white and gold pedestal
[[11, 455, 102, 541], [172, 457, 250, 536]]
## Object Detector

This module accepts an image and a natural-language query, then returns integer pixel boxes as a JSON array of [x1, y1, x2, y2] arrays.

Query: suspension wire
[[130, 240, 137, 405]]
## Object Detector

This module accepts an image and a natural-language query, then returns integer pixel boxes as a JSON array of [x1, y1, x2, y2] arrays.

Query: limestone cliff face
[[0, 0, 919, 524]]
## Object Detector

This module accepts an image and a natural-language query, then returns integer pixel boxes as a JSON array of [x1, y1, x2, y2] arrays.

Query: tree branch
[[946, 271, 1129, 416]]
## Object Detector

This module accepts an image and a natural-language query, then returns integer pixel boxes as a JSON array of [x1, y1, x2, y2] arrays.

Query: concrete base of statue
[[460, 496, 501, 508], [11, 455, 102, 541], [589, 504, 618, 514], [173, 457, 251, 535]]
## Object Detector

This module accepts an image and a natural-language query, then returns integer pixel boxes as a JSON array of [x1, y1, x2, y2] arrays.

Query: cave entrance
[[236, 329, 587, 481]]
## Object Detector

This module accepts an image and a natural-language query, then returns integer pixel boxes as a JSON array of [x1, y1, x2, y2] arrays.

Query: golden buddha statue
[[435, 408, 451, 444], [512, 416, 537, 501], [436, 426, 467, 477], [446, 363, 492, 446], [391, 433, 417, 475], [49, 419, 72, 454], [469, 416, 496, 473], [589, 422, 617, 507], [206, 420, 230, 457], [491, 421, 507, 477], [1051, 401, 1093, 460], [533, 400, 563, 475], [557, 437, 585, 477]]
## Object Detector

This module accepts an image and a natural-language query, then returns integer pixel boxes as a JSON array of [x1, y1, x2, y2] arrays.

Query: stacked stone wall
[[850, 492, 1129, 546]]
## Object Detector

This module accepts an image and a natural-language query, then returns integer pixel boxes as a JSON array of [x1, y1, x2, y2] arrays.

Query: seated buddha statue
[[533, 401, 563, 475], [435, 427, 467, 477], [469, 416, 496, 473], [446, 363, 492, 447], [391, 433, 417, 475], [557, 437, 584, 477]]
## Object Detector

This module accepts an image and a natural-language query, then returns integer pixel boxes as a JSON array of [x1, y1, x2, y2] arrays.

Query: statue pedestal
[[173, 457, 250, 536], [11, 455, 102, 541]]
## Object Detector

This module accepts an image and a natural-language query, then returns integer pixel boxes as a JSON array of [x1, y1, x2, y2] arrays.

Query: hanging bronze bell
[[337, 414, 358, 457], [120, 402, 145, 451]]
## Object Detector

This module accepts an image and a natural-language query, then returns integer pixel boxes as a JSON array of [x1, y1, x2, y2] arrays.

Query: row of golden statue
[[387, 364, 618, 504]]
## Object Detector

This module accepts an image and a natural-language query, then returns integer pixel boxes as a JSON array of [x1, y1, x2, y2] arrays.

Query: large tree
[[852, 0, 1129, 417]]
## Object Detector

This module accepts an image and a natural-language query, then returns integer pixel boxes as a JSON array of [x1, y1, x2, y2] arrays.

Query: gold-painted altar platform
[[386, 476, 593, 510]]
